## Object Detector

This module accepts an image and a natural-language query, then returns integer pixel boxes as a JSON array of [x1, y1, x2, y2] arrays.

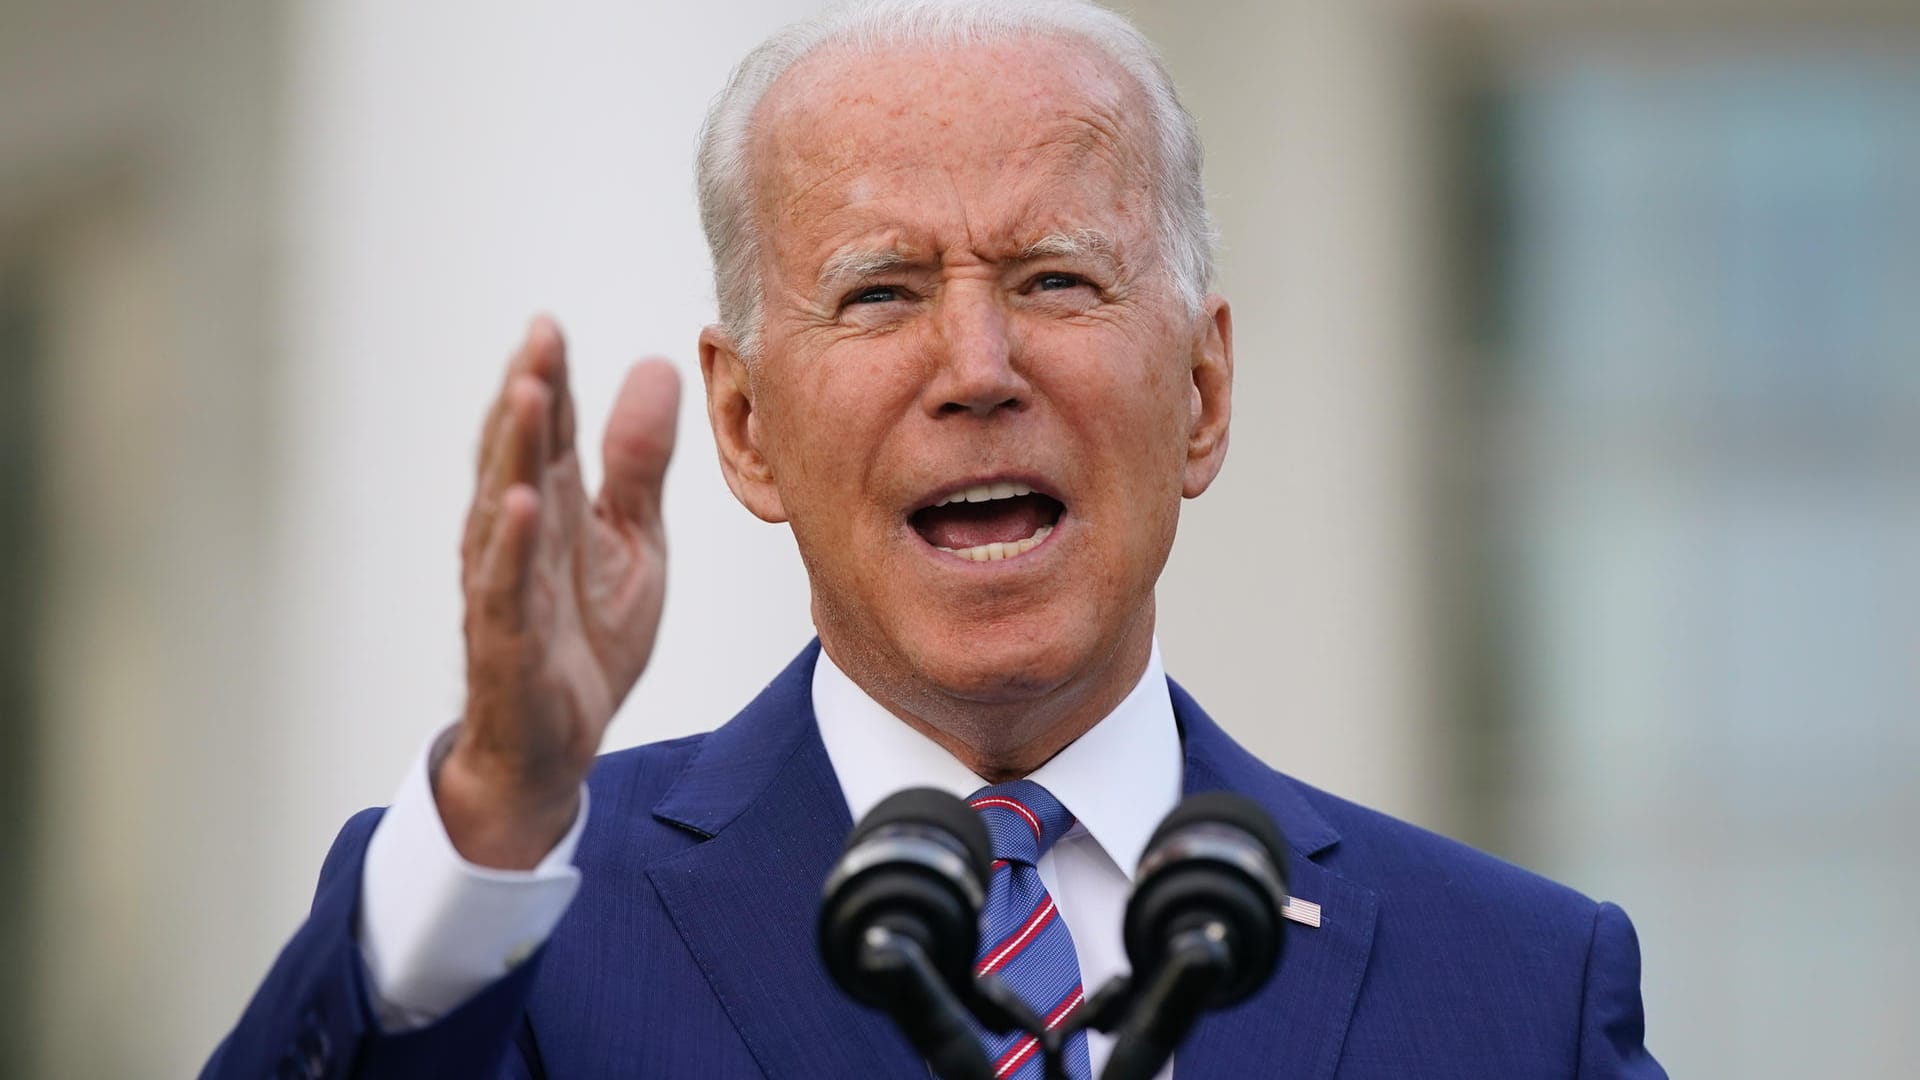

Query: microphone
[[1103, 792, 1290, 1080], [818, 788, 997, 1080]]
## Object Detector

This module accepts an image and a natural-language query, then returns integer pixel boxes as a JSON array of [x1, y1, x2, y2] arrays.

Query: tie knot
[[967, 780, 1075, 865]]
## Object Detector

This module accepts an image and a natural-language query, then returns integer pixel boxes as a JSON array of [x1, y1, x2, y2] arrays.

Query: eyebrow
[[812, 227, 1123, 302], [815, 247, 915, 299], [1020, 228, 1116, 262]]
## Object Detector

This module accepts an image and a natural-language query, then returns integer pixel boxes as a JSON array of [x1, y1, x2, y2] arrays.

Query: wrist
[[432, 734, 582, 870]]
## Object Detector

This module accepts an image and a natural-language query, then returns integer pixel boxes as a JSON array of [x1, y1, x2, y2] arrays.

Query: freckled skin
[[700, 37, 1233, 780]]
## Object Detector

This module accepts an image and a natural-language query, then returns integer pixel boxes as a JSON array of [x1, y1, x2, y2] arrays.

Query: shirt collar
[[812, 639, 1182, 882]]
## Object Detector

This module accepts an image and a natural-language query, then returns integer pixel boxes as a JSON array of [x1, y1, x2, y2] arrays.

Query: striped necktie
[[966, 780, 1094, 1080]]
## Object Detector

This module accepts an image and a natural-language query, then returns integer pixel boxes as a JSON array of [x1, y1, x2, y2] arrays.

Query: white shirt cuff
[[355, 730, 588, 1031]]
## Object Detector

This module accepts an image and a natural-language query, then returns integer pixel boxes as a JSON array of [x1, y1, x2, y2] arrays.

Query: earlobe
[[1182, 297, 1234, 499], [698, 326, 789, 523]]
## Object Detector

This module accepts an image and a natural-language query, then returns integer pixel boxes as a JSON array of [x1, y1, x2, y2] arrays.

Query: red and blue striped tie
[[966, 780, 1094, 1080]]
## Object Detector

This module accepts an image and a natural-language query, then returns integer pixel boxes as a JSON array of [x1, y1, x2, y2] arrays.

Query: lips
[[909, 480, 1065, 562]]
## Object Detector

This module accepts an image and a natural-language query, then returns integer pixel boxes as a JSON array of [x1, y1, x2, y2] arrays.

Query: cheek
[[1068, 351, 1192, 475], [1047, 354, 1193, 581], [759, 345, 920, 523]]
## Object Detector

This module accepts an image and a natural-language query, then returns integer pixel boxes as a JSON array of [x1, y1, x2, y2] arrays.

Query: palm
[[457, 318, 679, 813], [530, 449, 667, 760]]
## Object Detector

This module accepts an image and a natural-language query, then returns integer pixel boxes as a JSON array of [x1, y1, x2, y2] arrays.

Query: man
[[205, 1, 1664, 1077]]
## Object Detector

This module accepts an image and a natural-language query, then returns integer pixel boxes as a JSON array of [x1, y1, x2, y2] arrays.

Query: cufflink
[[504, 939, 538, 970]]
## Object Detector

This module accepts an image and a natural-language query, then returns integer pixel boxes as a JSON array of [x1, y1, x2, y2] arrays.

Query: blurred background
[[2, 0, 1915, 1075]]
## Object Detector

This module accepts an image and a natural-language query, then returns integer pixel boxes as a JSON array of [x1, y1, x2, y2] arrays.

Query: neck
[[817, 608, 1157, 784]]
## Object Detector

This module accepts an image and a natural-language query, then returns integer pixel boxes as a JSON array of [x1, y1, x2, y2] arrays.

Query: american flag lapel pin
[[1282, 896, 1322, 928]]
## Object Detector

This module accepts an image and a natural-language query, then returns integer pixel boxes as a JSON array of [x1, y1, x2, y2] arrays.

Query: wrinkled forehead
[[747, 35, 1157, 262]]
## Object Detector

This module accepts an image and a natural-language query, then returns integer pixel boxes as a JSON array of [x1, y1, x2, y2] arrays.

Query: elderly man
[[205, 1, 1662, 1077]]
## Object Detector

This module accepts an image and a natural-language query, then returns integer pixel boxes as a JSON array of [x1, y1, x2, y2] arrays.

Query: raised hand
[[436, 316, 681, 868]]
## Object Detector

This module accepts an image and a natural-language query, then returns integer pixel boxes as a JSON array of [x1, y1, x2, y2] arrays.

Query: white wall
[[1138, 0, 1444, 826], [1, 1, 284, 1074]]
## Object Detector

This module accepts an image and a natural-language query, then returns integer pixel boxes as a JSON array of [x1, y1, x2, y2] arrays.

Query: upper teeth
[[933, 481, 1034, 507]]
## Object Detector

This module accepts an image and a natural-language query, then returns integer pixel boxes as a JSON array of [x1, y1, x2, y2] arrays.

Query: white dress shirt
[[358, 641, 1182, 1077]]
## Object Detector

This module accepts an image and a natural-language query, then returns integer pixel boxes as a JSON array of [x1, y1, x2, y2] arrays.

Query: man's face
[[705, 36, 1231, 726]]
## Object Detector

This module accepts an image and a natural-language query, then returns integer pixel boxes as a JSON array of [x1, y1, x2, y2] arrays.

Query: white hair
[[694, 0, 1216, 359]]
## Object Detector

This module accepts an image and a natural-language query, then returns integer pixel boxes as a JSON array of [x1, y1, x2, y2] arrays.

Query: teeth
[[935, 481, 1034, 508], [936, 524, 1054, 563]]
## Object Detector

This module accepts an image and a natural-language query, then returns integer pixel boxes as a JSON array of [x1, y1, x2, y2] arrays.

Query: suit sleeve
[[199, 809, 547, 1080], [1576, 901, 1667, 1079]]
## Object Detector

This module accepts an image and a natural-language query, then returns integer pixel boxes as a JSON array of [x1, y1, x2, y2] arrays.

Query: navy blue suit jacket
[[205, 643, 1664, 1078]]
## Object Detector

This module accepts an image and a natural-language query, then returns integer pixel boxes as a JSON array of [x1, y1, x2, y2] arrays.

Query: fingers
[[463, 380, 546, 727], [499, 377, 552, 493], [599, 358, 682, 528], [536, 317, 578, 460], [465, 375, 553, 594], [478, 316, 571, 479], [466, 317, 569, 565], [473, 483, 542, 636]]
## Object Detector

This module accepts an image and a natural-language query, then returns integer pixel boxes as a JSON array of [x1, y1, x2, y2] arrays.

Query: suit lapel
[[1169, 680, 1378, 1080], [646, 643, 926, 1079]]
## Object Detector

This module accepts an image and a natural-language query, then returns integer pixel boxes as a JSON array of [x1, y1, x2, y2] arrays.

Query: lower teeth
[[936, 524, 1054, 562]]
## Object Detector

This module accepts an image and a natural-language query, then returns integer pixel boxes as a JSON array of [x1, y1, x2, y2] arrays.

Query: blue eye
[[850, 286, 901, 305], [1033, 273, 1084, 292]]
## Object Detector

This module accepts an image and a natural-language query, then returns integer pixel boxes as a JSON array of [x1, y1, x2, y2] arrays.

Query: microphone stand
[[1096, 921, 1232, 1080], [861, 926, 996, 1080], [970, 972, 1137, 1080], [966, 976, 1062, 1079], [974, 917, 1232, 1080]]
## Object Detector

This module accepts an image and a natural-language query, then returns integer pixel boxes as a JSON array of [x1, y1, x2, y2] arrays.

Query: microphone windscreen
[[846, 787, 995, 888], [1145, 790, 1289, 891]]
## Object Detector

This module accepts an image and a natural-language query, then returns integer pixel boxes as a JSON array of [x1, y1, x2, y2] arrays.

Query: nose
[[922, 283, 1029, 418]]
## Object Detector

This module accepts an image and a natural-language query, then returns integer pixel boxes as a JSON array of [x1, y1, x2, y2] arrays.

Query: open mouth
[[909, 481, 1065, 563]]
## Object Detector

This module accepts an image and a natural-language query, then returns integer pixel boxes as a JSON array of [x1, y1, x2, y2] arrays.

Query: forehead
[[750, 35, 1154, 262]]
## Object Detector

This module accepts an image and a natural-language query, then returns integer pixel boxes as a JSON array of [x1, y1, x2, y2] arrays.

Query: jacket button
[[296, 1023, 330, 1077]]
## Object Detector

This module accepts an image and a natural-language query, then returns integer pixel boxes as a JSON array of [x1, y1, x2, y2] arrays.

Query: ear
[[699, 325, 789, 523], [1182, 296, 1234, 498]]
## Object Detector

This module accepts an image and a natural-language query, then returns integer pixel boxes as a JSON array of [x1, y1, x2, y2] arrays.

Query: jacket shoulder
[[1173, 673, 1601, 929], [1280, 779, 1662, 1074], [1295, 777, 1602, 926]]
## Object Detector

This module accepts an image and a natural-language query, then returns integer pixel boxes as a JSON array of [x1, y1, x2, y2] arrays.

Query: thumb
[[599, 358, 681, 526]]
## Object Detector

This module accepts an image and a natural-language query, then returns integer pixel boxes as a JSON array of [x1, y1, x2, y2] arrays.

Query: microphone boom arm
[[1098, 918, 1233, 1080], [860, 923, 997, 1080]]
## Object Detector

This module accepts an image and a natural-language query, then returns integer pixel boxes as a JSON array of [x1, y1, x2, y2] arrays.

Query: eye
[[1031, 272, 1087, 292], [848, 285, 904, 306]]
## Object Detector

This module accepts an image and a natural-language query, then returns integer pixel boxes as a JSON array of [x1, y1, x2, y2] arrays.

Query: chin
[[809, 530, 1158, 718], [894, 607, 1107, 706]]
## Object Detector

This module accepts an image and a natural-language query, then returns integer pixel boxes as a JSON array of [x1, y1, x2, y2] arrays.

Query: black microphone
[[818, 788, 997, 1080], [1103, 792, 1291, 1080]]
